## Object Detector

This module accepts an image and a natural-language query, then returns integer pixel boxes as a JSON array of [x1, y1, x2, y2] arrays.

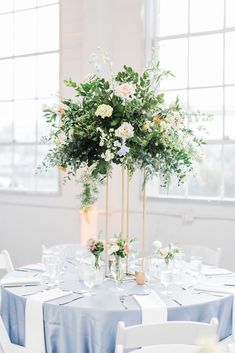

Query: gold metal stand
[[105, 174, 109, 274], [121, 164, 125, 235], [141, 169, 146, 270], [126, 169, 130, 273]]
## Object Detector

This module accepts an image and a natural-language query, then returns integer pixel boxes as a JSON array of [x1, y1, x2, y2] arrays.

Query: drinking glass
[[173, 252, 186, 285], [160, 269, 173, 297], [83, 266, 96, 294], [190, 256, 202, 279], [42, 250, 60, 287], [110, 258, 124, 293]]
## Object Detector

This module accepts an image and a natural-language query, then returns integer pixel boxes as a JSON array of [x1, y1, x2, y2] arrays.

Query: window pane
[[37, 53, 59, 98], [162, 90, 187, 109], [224, 145, 235, 198], [14, 145, 36, 190], [14, 9, 36, 55], [0, 59, 13, 100], [37, 5, 59, 52], [0, 14, 13, 57], [189, 34, 223, 87], [14, 57, 36, 99], [14, 0, 36, 10], [190, 0, 224, 33], [37, 98, 57, 141], [225, 87, 235, 140], [0, 146, 12, 189], [158, 0, 188, 37], [37, 0, 58, 5], [188, 144, 222, 198], [36, 145, 58, 191], [159, 176, 186, 197], [189, 88, 223, 140], [159, 39, 188, 90], [0, 102, 12, 142], [13, 100, 36, 142], [226, 0, 235, 27], [225, 32, 235, 85], [189, 35, 223, 87], [0, 0, 13, 13]]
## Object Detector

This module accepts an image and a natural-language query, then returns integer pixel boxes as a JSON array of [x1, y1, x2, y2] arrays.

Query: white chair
[[115, 318, 218, 353], [180, 245, 221, 266], [0, 251, 14, 274], [0, 315, 31, 353]]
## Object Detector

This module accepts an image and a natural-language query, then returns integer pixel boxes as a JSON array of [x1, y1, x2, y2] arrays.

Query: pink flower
[[87, 238, 96, 252], [124, 243, 130, 255]]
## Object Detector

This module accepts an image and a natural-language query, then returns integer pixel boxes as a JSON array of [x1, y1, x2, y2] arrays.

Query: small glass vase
[[110, 255, 124, 292], [94, 255, 100, 270]]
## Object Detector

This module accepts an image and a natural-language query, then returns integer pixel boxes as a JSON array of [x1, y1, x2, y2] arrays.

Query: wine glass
[[190, 256, 202, 280], [160, 269, 173, 297], [42, 251, 60, 287], [173, 252, 186, 285], [83, 266, 96, 295]]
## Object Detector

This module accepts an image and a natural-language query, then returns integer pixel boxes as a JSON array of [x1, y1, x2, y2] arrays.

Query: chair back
[[115, 318, 218, 351], [180, 245, 221, 266], [0, 251, 14, 273], [0, 316, 14, 353]]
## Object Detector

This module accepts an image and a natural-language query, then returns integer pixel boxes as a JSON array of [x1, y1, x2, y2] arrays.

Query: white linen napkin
[[25, 288, 71, 353], [0, 276, 41, 287], [194, 283, 235, 338], [134, 291, 167, 324], [201, 267, 233, 276]]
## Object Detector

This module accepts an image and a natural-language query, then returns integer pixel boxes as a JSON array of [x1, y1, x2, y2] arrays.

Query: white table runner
[[25, 288, 71, 353], [134, 291, 167, 324]]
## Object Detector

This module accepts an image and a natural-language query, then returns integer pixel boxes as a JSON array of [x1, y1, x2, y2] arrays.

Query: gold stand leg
[[126, 169, 130, 274], [121, 164, 125, 235], [141, 169, 146, 271], [105, 174, 109, 275]]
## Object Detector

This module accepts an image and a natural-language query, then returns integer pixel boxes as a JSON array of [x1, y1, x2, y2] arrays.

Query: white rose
[[114, 82, 136, 100], [153, 240, 162, 249], [54, 132, 66, 146], [68, 128, 74, 139], [101, 150, 114, 162], [167, 112, 184, 128], [115, 122, 134, 139], [108, 245, 119, 255], [160, 247, 169, 258], [95, 104, 113, 119]]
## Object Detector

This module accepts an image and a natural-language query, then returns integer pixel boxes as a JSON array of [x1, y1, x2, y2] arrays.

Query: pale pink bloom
[[124, 243, 130, 255], [160, 247, 169, 258], [114, 82, 136, 100], [87, 238, 96, 252]]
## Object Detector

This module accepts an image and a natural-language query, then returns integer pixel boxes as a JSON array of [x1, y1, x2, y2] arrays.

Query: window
[[0, 0, 59, 193], [147, 0, 235, 201]]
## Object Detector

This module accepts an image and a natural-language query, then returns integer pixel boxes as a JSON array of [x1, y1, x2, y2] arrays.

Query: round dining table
[[0, 266, 233, 353]]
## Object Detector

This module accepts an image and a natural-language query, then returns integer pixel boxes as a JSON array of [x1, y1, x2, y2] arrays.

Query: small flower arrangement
[[108, 233, 135, 259], [87, 238, 105, 269], [153, 240, 180, 264]]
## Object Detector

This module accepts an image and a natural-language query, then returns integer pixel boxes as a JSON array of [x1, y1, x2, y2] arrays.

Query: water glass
[[42, 250, 60, 287], [190, 256, 202, 278], [83, 266, 96, 294], [160, 269, 173, 297]]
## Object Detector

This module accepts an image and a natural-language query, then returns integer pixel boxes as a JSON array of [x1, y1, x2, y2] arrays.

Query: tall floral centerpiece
[[87, 238, 104, 270], [41, 50, 206, 272]]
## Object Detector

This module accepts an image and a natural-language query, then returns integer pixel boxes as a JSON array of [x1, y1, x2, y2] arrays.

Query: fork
[[120, 296, 128, 310]]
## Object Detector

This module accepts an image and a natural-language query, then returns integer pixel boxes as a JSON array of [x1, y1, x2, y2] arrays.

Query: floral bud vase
[[115, 255, 123, 283], [94, 255, 100, 270]]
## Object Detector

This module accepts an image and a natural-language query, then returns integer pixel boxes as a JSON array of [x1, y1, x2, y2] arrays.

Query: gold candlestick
[[126, 169, 130, 274], [121, 164, 125, 235], [105, 174, 109, 275], [141, 169, 146, 270]]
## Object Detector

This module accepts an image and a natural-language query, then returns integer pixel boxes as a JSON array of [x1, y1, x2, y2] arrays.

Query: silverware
[[120, 296, 128, 310], [59, 295, 85, 305], [193, 290, 224, 297], [224, 284, 235, 287], [171, 298, 182, 306]]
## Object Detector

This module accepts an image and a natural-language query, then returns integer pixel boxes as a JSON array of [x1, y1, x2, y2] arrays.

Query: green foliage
[[41, 56, 206, 211]]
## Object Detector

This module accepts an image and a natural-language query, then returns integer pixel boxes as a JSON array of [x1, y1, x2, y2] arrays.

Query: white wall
[[0, 0, 235, 271]]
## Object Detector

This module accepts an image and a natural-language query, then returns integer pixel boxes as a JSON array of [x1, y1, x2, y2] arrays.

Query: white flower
[[95, 104, 113, 119], [167, 112, 184, 128], [108, 245, 119, 255], [54, 132, 66, 146], [197, 336, 220, 353], [101, 150, 114, 162], [115, 122, 134, 139], [153, 240, 162, 249], [159, 247, 169, 258], [114, 82, 136, 100], [68, 128, 74, 139]]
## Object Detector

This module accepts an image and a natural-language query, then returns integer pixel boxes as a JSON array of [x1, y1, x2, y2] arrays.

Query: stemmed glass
[[83, 265, 96, 295], [143, 257, 156, 293], [173, 252, 186, 285], [160, 269, 173, 297], [42, 251, 60, 288]]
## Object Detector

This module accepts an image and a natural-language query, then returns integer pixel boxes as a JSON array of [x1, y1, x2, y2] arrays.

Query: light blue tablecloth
[[1, 277, 233, 353]]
